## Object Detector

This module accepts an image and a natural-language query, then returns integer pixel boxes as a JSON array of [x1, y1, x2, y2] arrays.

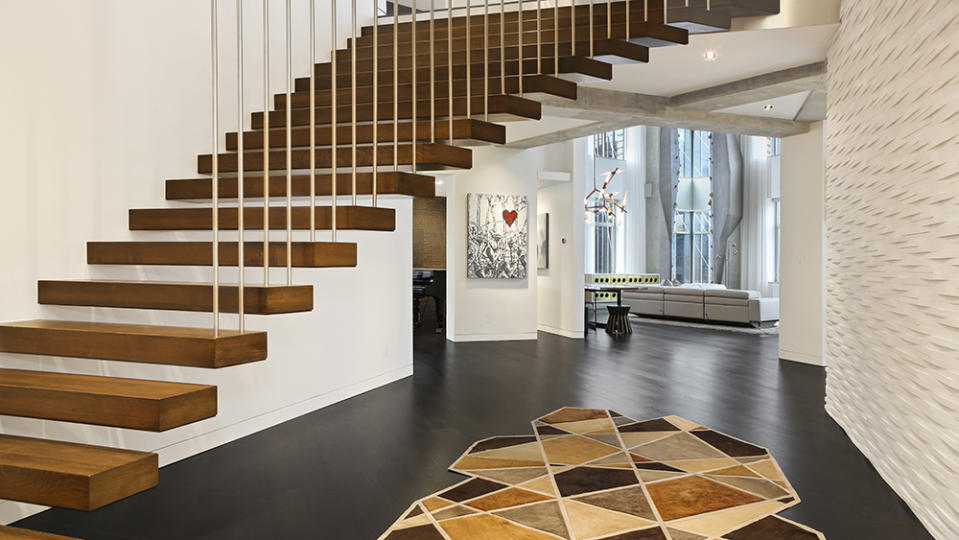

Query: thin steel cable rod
[[393, 0, 399, 174], [606, 0, 610, 39], [466, 0, 471, 118], [211, 0, 220, 336], [286, 0, 294, 281], [518, 0, 523, 95], [663, 0, 666, 23], [372, 0, 378, 207], [447, 0, 453, 141], [310, 0, 317, 240], [236, 0, 245, 332], [351, 0, 357, 206], [263, 0, 270, 286], [412, 0, 417, 173], [626, 0, 630, 41], [572, 0, 576, 57], [589, 0, 593, 57], [429, 0, 435, 144], [536, 0, 541, 73], [331, 0, 338, 240], [644, 0, 647, 21], [484, 0, 488, 121], [553, 0, 558, 74], [499, 0, 504, 94]]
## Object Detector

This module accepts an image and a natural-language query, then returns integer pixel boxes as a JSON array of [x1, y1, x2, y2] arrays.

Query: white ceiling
[[718, 90, 812, 120], [586, 23, 838, 97]]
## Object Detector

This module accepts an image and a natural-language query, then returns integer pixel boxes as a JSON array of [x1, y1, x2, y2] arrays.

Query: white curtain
[[739, 136, 780, 298]]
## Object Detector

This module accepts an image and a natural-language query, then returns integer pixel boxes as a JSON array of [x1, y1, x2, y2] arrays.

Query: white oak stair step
[[0, 434, 158, 511], [0, 320, 267, 368], [0, 368, 217, 432], [38, 281, 314, 314]]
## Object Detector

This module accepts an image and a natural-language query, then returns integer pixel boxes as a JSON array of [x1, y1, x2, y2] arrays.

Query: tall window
[[593, 212, 616, 274], [593, 129, 625, 160], [772, 197, 781, 283], [673, 130, 712, 283]]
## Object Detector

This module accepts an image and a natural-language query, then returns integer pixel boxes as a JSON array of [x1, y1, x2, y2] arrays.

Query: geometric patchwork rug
[[379, 407, 826, 540]]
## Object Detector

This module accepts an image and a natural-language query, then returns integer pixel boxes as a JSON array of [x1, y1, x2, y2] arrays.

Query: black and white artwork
[[537, 213, 549, 270], [467, 193, 529, 279]]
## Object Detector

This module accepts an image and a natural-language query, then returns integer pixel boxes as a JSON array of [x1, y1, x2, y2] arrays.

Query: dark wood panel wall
[[413, 198, 447, 269]]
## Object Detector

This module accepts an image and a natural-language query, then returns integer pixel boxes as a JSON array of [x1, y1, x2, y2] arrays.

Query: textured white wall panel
[[826, 2, 959, 538]]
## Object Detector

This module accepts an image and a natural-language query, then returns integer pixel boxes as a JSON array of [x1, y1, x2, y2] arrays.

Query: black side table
[[606, 305, 633, 335]]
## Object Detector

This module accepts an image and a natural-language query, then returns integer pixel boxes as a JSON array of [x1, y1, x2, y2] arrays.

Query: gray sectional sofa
[[622, 285, 779, 327]]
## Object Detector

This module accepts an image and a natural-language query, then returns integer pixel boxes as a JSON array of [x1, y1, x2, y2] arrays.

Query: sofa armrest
[[748, 298, 780, 323]]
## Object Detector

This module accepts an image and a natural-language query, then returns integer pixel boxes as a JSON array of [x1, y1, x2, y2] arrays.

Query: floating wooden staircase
[[0, 0, 778, 533]]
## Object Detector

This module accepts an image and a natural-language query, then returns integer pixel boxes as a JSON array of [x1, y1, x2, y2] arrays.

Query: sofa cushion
[[705, 289, 758, 300], [664, 287, 705, 297], [705, 304, 750, 323], [706, 296, 750, 307], [631, 299, 664, 316], [664, 301, 704, 319]]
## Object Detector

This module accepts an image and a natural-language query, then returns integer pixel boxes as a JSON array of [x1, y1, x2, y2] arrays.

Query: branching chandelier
[[584, 167, 629, 226]]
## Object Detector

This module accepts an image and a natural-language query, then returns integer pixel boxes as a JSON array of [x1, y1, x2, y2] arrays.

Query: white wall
[[536, 139, 586, 339], [446, 142, 574, 342], [0, 0, 410, 524], [826, 2, 959, 538], [778, 122, 825, 366]]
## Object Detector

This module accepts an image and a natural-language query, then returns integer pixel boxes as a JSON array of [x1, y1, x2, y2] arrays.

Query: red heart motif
[[503, 209, 518, 227]]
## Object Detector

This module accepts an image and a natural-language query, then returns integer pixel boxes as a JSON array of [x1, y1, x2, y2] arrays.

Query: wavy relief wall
[[825, 2, 959, 538]]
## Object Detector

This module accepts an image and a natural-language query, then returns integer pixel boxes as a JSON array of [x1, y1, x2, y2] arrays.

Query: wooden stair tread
[[129, 205, 396, 232], [38, 281, 314, 315], [0, 368, 217, 432], [312, 55, 611, 82], [336, 39, 648, 66], [166, 171, 436, 200], [0, 320, 267, 368], [254, 94, 541, 127], [0, 526, 78, 540], [88, 241, 357, 268], [198, 143, 473, 173], [230, 118, 505, 148], [0, 434, 158, 510]]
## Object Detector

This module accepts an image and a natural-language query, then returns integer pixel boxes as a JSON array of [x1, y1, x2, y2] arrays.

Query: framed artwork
[[537, 213, 549, 270], [467, 193, 529, 279]]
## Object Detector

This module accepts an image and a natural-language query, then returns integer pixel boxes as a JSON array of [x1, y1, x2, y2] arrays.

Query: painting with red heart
[[467, 193, 529, 279]]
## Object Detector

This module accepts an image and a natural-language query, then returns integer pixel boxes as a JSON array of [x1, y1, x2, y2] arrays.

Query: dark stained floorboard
[[13, 323, 932, 539]]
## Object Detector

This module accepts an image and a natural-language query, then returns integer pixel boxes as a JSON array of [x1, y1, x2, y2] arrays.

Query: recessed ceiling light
[[703, 49, 718, 62], [763, 104, 774, 111]]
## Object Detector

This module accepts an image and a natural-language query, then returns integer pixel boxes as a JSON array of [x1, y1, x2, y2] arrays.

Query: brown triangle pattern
[[381, 407, 824, 540]]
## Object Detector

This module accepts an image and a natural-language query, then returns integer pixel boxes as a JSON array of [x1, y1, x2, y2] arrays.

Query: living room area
[[580, 125, 785, 337]]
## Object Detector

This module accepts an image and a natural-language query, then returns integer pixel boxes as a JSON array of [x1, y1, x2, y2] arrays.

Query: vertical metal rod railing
[[553, 0, 558, 74], [663, 0, 667, 23], [393, 0, 399, 174], [263, 0, 270, 286], [606, 0, 610, 39], [536, 0, 541, 73], [429, 0, 435, 143], [310, 0, 317, 240], [572, 0, 576, 57], [466, 0, 472, 118], [412, 0, 418, 173], [236, 0, 246, 332], [499, 0, 504, 94], [447, 0, 453, 141], [518, 0, 523, 95], [588, 0, 593, 57], [351, 0, 358, 205], [331, 0, 338, 241], [211, 0, 220, 336], [285, 0, 294, 282], [626, 0, 630, 41], [372, 0, 378, 206], [644, 0, 647, 21], [484, 0, 488, 121]]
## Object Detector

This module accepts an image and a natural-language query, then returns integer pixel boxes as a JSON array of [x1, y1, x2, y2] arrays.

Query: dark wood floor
[[15, 322, 932, 539]]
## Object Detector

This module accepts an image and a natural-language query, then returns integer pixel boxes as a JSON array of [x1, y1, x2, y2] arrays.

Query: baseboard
[[537, 324, 584, 339], [449, 332, 538, 342], [0, 364, 413, 526], [780, 348, 825, 366]]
